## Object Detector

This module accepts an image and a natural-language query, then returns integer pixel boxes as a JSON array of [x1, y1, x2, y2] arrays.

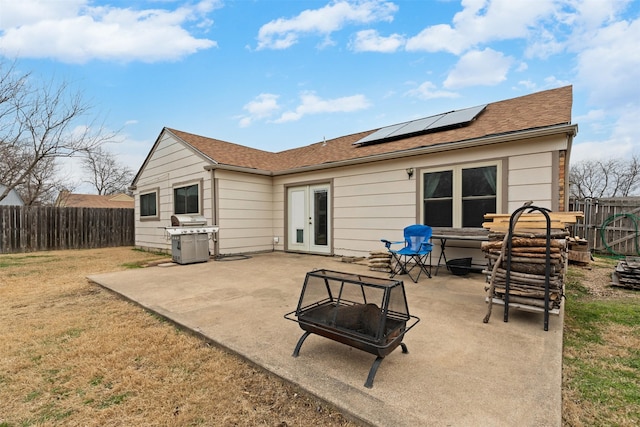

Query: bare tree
[[0, 60, 117, 204], [570, 155, 640, 198], [16, 157, 77, 205], [82, 146, 134, 195], [0, 61, 30, 187], [569, 159, 606, 198], [615, 155, 640, 196]]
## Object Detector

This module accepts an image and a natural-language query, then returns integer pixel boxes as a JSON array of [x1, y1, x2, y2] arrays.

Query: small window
[[174, 184, 199, 214], [461, 166, 496, 227], [140, 190, 158, 219], [423, 170, 453, 227]]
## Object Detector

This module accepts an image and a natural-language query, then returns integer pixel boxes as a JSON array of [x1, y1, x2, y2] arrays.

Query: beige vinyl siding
[[270, 134, 568, 257], [215, 170, 273, 254], [134, 132, 212, 252], [133, 129, 570, 257], [273, 161, 417, 257], [271, 183, 285, 251], [333, 165, 416, 255], [507, 152, 553, 212]]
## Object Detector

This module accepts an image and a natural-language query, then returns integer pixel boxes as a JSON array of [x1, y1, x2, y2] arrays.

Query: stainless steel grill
[[165, 214, 219, 265]]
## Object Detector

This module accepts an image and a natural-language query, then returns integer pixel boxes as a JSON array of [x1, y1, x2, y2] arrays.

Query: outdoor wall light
[[406, 167, 414, 179]]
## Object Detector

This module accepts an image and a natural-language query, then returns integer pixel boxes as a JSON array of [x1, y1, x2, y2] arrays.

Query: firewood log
[[481, 238, 566, 250], [487, 249, 562, 259], [488, 230, 569, 239], [489, 294, 561, 309], [485, 253, 562, 265], [485, 269, 562, 286], [483, 262, 557, 276]]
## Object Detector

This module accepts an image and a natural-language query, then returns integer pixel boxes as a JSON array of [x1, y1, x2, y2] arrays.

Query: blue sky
[[1, 0, 639, 192]]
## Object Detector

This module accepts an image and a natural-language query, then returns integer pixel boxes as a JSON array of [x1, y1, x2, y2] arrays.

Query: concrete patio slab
[[88, 252, 563, 427]]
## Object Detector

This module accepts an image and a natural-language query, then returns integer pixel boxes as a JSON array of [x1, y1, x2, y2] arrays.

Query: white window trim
[[420, 160, 502, 228], [139, 188, 160, 221]]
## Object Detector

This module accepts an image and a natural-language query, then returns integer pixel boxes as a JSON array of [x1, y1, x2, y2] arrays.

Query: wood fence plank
[[0, 206, 134, 253], [569, 197, 640, 256]]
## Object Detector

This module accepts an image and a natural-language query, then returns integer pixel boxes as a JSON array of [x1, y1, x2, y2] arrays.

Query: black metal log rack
[[504, 205, 554, 331]]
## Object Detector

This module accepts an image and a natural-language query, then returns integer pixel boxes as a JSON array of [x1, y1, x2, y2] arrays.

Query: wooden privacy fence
[[0, 206, 134, 254], [568, 197, 640, 256]]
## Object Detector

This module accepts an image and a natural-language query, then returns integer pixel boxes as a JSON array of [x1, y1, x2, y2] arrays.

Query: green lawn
[[563, 256, 640, 426]]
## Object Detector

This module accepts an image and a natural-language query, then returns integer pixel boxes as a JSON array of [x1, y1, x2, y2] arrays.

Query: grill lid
[[171, 214, 207, 227]]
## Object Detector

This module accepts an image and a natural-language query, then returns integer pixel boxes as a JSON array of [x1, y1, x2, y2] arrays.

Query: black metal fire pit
[[284, 269, 419, 388]]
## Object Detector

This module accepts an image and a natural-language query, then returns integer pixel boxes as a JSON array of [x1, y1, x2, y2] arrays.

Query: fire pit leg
[[365, 356, 384, 388], [364, 342, 409, 388], [292, 331, 312, 357]]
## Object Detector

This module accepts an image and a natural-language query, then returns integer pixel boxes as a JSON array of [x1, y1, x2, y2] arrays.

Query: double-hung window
[[139, 189, 159, 220], [174, 183, 199, 214], [422, 162, 499, 228]]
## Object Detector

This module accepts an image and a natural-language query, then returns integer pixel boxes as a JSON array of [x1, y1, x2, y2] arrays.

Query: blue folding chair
[[381, 224, 433, 282]]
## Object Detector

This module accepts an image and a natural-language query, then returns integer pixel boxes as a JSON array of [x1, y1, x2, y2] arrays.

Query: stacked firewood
[[567, 236, 591, 265], [481, 212, 583, 311], [368, 250, 392, 273], [611, 257, 640, 290]]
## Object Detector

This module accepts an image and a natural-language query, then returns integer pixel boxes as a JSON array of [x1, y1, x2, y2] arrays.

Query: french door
[[287, 184, 331, 254]]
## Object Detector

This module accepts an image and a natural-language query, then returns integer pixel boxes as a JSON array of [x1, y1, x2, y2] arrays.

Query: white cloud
[[405, 23, 469, 55], [238, 94, 281, 128], [517, 80, 536, 90], [238, 117, 253, 128], [0, 0, 86, 28], [244, 94, 281, 117], [542, 75, 571, 87], [570, 140, 634, 163], [405, 81, 459, 100], [443, 48, 512, 89], [0, 0, 220, 63], [237, 91, 370, 126], [571, 106, 640, 162], [575, 109, 606, 123], [406, 0, 556, 55], [574, 109, 609, 135], [350, 29, 405, 52], [524, 27, 565, 59], [525, 0, 634, 59], [256, 0, 398, 50], [570, 0, 632, 30], [274, 91, 371, 123], [574, 18, 640, 109], [552, 2, 640, 163]]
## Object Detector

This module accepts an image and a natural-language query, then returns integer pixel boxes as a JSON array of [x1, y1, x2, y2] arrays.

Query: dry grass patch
[[0, 247, 357, 426]]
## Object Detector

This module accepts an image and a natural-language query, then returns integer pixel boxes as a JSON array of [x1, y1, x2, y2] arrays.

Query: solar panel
[[353, 103, 487, 146], [386, 114, 444, 138], [354, 122, 408, 145], [426, 104, 486, 131]]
